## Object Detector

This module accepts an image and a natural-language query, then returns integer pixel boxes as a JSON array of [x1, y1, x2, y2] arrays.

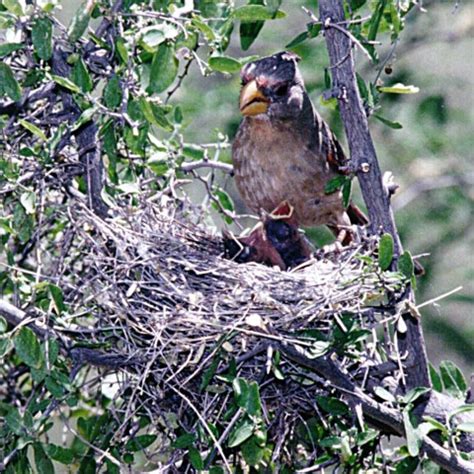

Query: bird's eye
[[241, 76, 250, 86], [274, 83, 289, 97]]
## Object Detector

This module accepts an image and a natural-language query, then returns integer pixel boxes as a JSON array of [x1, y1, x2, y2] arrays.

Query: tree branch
[[318, 0, 431, 391]]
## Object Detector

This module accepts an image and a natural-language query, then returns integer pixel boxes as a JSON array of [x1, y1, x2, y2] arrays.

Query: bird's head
[[239, 51, 306, 120]]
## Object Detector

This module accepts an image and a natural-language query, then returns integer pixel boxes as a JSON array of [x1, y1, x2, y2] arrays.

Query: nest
[[63, 201, 407, 466]]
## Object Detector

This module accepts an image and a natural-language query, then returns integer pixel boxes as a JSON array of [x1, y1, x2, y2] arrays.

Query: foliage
[[0, 0, 472, 472]]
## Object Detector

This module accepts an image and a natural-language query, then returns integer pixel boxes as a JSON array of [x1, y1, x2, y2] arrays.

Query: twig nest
[[70, 202, 405, 382]]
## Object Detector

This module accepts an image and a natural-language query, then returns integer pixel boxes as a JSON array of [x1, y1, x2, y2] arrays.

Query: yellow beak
[[239, 80, 269, 116]]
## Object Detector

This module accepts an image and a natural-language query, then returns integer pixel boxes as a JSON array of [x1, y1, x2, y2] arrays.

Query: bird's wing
[[313, 110, 349, 174]]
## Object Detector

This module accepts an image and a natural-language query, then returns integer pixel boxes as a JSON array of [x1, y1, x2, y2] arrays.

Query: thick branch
[[318, 0, 430, 391], [318, 2, 400, 251]]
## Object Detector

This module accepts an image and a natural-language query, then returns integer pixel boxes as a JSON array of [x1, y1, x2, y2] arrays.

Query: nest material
[[64, 201, 407, 464], [69, 202, 403, 375]]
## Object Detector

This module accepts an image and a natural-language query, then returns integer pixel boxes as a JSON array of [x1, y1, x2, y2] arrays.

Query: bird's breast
[[232, 117, 343, 226]]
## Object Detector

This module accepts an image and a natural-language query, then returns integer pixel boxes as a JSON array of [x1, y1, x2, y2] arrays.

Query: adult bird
[[232, 51, 367, 244]]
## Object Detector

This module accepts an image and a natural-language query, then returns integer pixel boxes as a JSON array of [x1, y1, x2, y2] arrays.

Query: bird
[[223, 201, 313, 270], [232, 51, 368, 245]]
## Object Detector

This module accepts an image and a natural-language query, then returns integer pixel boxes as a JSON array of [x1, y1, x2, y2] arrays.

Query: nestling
[[223, 202, 312, 270]]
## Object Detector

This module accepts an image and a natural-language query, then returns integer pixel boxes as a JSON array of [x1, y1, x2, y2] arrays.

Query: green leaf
[[342, 179, 352, 208], [174, 106, 183, 124], [233, 5, 285, 21], [0, 337, 12, 357], [13, 203, 33, 242], [150, 104, 173, 132], [324, 175, 347, 194], [18, 119, 47, 141], [239, 0, 281, 50], [398, 251, 414, 279], [200, 354, 220, 391], [246, 382, 262, 417], [14, 327, 42, 368], [374, 386, 396, 403], [403, 410, 421, 456], [45, 338, 60, 365], [241, 436, 264, 466], [395, 456, 419, 474], [103, 74, 122, 109], [49, 284, 66, 314], [172, 433, 196, 449], [233, 377, 249, 408], [3, 0, 24, 16], [71, 106, 96, 131], [240, 20, 264, 50], [5, 407, 24, 435], [139, 24, 178, 52], [356, 73, 368, 102], [439, 360, 467, 398], [215, 188, 234, 213], [32, 17, 53, 61], [78, 454, 96, 474], [422, 416, 448, 435], [316, 396, 349, 416], [378, 83, 419, 94], [208, 55, 242, 74], [286, 23, 321, 48], [356, 429, 379, 446], [0, 63, 22, 101], [401, 387, 430, 405], [0, 42, 24, 58], [68, 1, 93, 42], [44, 375, 66, 400], [319, 435, 341, 448], [378, 233, 394, 270], [374, 114, 403, 129], [0, 316, 7, 333], [52, 75, 81, 93], [190, 17, 215, 42], [20, 191, 36, 214], [350, 0, 367, 10], [148, 42, 178, 94], [286, 31, 309, 49], [33, 443, 55, 474], [182, 144, 204, 160], [72, 58, 93, 93], [228, 418, 254, 448], [456, 422, 474, 432], [125, 434, 157, 452], [148, 152, 169, 176], [429, 364, 443, 393], [45, 444, 74, 465], [115, 37, 128, 64], [187, 447, 204, 470], [367, 0, 385, 43]]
